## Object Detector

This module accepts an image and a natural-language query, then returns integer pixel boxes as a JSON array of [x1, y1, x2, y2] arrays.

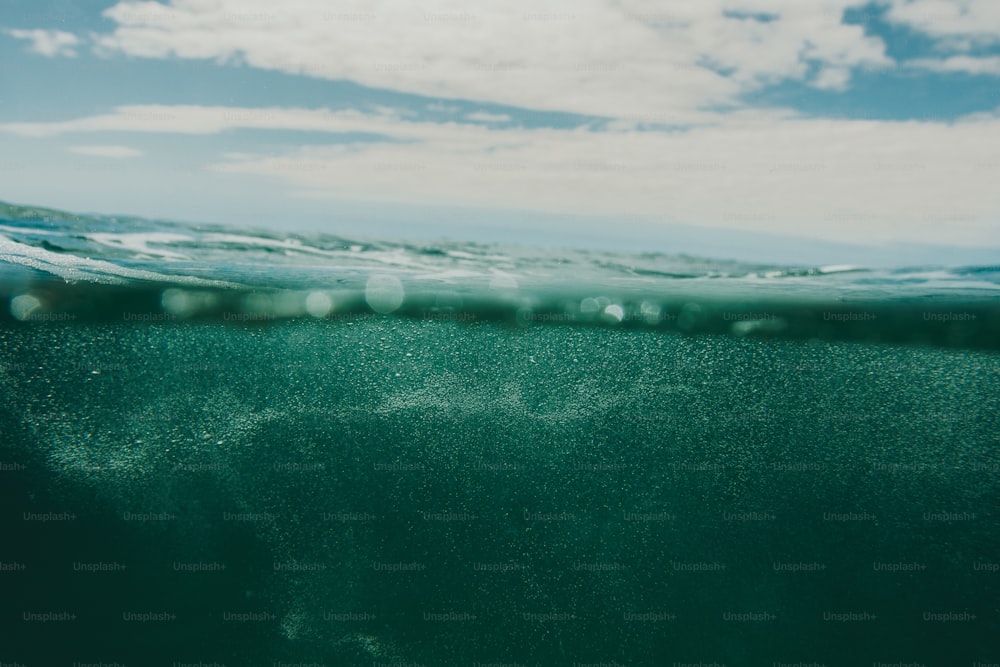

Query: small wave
[[2, 203, 999, 349], [0, 234, 239, 288], [86, 232, 195, 260]]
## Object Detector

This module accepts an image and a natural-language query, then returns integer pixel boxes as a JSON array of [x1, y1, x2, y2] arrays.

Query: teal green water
[[2, 318, 998, 665], [2, 203, 999, 664]]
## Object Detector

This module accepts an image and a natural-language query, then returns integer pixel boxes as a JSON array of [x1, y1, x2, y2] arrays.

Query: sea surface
[[1, 201, 998, 665]]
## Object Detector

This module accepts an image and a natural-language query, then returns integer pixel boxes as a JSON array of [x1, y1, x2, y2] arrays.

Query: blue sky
[[1, 0, 998, 262]]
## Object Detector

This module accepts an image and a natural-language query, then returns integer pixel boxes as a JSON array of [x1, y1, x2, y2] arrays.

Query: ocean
[[1, 201, 998, 665]]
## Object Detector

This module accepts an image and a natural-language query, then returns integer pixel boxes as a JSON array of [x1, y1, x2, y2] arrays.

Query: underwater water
[[1, 202, 999, 665]]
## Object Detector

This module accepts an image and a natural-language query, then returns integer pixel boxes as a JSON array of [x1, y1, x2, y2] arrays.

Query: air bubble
[[304, 291, 333, 318], [365, 275, 405, 314], [10, 294, 42, 321]]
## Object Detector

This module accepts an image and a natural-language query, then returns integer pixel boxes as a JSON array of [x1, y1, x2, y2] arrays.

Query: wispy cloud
[[427, 103, 462, 114], [4, 28, 80, 57], [67, 145, 144, 158], [465, 111, 512, 123], [907, 55, 1000, 75], [0, 105, 413, 138]]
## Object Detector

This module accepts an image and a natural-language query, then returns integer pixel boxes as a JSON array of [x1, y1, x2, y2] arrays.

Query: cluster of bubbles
[[157, 274, 408, 320], [10, 278, 785, 338]]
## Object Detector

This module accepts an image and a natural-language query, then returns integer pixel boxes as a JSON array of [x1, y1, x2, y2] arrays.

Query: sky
[[1, 0, 999, 262]]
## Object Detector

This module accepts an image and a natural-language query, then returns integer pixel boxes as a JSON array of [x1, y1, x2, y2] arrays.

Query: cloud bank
[[5, 104, 998, 245], [88, 0, 897, 117]]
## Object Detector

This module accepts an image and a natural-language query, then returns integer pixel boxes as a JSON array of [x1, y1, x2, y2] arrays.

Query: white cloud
[[465, 111, 511, 123], [884, 0, 1000, 47], [812, 66, 852, 90], [67, 145, 144, 158], [4, 28, 80, 57], [8, 103, 994, 246], [0, 105, 433, 138], [0, 102, 767, 139], [906, 55, 1000, 75], [8, 2, 1000, 117], [88, 0, 893, 117], [5, 1, 992, 118], [205, 111, 1000, 246], [427, 103, 462, 113]]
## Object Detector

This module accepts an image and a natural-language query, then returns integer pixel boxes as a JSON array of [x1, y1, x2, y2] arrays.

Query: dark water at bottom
[[1, 318, 998, 666]]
